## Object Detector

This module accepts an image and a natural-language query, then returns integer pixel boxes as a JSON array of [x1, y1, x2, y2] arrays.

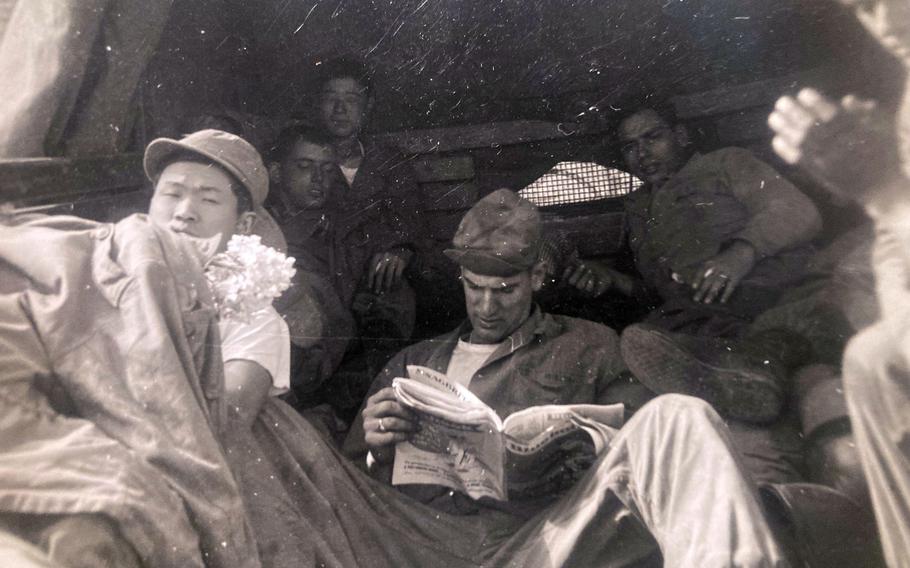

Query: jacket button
[[93, 225, 112, 240]]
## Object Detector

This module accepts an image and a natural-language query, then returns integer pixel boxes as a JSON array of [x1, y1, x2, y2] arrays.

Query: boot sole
[[621, 325, 783, 423]]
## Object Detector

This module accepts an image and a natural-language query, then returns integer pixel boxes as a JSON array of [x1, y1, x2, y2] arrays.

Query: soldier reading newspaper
[[392, 365, 624, 500], [341, 189, 786, 566]]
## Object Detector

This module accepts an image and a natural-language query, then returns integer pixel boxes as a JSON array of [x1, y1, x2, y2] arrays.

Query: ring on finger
[[379, 418, 386, 432]]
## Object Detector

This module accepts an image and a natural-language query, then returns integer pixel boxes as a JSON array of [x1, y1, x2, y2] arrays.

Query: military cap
[[144, 129, 269, 208], [444, 188, 541, 276], [144, 129, 288, 253]]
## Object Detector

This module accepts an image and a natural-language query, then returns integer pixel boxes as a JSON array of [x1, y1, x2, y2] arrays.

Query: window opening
[[519, 161, 641, 207]]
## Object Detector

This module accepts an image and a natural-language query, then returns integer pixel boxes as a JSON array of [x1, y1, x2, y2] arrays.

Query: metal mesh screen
[[519, 161, 641, 207]]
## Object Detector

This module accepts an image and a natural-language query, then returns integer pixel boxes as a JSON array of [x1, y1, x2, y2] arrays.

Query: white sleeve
[[219, 307, 291, 396]]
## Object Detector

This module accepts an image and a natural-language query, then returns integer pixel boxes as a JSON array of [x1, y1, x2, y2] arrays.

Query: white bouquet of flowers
[[204, 235, 296, 323]]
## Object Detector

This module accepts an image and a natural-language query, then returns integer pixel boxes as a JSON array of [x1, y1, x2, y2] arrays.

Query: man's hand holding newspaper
[[391, 366, 624, 501]]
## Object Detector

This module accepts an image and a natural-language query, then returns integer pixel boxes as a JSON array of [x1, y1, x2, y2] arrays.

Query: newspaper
[[391, 365, 624, 501]]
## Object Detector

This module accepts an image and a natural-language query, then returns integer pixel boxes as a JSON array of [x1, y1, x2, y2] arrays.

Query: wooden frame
[[0, 154, 144, 204]]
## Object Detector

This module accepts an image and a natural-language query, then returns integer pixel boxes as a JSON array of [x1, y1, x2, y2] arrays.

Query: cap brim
[[143, 138, 256, 203], [444, 248, 527, 276]]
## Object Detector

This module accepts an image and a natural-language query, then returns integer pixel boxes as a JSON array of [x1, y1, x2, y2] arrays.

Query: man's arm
[[223, 360, 272, 431], [368, 247, 414, 294], [562, 259, 643, 298], [341, 349, 417, 471], [358, 387, 418, 467], [769, 88, 910, 341], [723, 147, 823, 258], [556, 223, 659, 306], [684, 147, 822, 304], [687, 239, 758, 305], [275, 271, 354, 397], [367, 146, 426, 294], [218, 308, 290, 428], [769, 88, 903, 207]]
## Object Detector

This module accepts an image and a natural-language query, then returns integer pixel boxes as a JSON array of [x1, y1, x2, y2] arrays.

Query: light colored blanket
[[0, 213, 259, 568]]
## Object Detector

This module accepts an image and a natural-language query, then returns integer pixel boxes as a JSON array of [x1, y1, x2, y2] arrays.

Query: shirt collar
[[457, 305, 558, 353]]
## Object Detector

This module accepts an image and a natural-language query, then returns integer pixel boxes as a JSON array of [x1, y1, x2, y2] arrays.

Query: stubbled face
[[618, 109, 689, 188], [319, 77, 370, 140], [148, 161, 252, 252], [280, 140, 338, 210], [838, 0, 910, 63], [461, 266, 543, 344]]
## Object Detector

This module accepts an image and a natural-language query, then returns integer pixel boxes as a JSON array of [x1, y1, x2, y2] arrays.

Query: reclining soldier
[[266, 125, 356, 407], [267, 124, 420, 421], [562, 102, 824, 426]]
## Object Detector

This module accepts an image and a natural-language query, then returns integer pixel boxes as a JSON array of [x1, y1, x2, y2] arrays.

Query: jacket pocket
[[516, 363, 585, 405], [91, 225, 132, 308]]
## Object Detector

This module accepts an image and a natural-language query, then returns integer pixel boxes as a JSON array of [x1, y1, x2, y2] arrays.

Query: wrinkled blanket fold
[[0, 213, 259, 568]]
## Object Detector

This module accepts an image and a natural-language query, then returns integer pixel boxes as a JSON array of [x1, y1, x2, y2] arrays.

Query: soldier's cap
[[444, 188, 541, 276], [143, 129, 269, 208]]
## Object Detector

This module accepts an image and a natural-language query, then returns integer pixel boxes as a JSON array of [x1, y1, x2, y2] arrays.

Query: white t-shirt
[[444, 339, 502, 387], [219, 306, 291, 396], [339, 140, 365, 186], [340, 164, 358, 186]]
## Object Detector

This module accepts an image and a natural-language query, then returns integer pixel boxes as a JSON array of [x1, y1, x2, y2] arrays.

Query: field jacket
[[625, 147, 821, 302], [342, 307, 632, 513]]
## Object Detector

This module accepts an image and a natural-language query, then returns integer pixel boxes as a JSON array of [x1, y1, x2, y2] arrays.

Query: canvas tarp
[[0, 0, 172, 158]]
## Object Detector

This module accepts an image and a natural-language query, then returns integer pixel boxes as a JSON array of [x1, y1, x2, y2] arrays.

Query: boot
[[620, 324, 811, 423], [795, 364, 871, 509], [760, 483, 885, 568]]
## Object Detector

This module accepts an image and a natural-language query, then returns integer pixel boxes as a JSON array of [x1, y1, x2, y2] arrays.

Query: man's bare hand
[[690, 241, 756, 304], [368, 249, 413, 294], [563, 260, 637, 298], [563, 262, 612, 298], [769, 88, 899, 202], [362, 387, 418, 462]]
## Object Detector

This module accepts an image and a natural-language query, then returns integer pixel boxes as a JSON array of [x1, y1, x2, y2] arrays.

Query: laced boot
[[620, 324, 812, 423]]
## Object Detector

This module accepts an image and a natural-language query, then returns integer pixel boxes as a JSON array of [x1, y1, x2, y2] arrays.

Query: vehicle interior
[[0, 0, 901, 565], [0, 0, 897, 328]]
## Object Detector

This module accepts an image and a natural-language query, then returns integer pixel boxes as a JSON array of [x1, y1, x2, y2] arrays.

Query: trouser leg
[[0, 528, 58, 568], [502, 395, 785, 568], [724, 411, 805, 486], [0, 514, 141, 568], [843, 324, 910, 568]]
